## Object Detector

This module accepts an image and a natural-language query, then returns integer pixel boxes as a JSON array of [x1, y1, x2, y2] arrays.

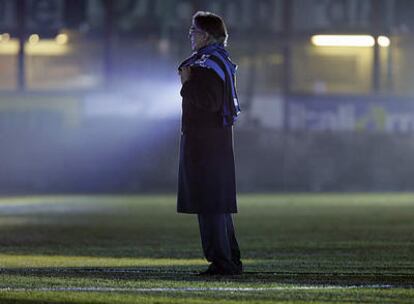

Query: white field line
[[0, 285, 395, 293]]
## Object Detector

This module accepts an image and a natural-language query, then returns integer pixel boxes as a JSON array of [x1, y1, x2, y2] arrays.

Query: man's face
[[189, 23, 208, 51]]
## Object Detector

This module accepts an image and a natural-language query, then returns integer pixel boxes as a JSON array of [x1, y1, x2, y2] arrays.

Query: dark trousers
[[197, 213, 242, 272]]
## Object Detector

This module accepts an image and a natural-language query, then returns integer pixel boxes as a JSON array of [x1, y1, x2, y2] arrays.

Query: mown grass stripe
[[1, 268, 412, 277], [0, 285, 395, 293]]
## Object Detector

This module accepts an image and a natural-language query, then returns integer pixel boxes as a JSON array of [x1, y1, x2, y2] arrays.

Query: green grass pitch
[[0, 194, 413, 303]]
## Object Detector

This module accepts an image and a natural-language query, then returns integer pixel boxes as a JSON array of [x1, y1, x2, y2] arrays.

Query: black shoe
[[198, 263, 242, 276], [223, 260, 243, 275], [198, 263, 221, 276]]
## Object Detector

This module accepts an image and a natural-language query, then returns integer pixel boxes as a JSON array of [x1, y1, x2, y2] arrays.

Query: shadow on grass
[[1, 266, 413, 287]]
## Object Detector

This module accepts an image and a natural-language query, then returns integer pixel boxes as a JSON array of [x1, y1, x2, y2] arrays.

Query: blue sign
[[288, 95, 414, 133]]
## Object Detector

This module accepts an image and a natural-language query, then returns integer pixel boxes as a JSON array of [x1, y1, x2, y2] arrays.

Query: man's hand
[[179, 66, 191, 85]]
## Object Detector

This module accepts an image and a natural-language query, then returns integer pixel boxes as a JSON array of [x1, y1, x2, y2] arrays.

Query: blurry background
[[1, 0, 414, 194]]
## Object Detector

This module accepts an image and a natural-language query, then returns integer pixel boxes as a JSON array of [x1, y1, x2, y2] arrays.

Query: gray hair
[[193, 11, 228, 47]]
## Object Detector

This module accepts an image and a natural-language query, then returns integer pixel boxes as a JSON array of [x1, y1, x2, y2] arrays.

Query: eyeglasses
[[188, 27, 205, 37]]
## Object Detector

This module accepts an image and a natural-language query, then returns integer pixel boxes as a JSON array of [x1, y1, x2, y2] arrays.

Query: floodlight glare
[[55, 33, 69, 45], [0, 33, 10, 43], [377, 36, 390, 47], [311, 35, 375, 47], [29, 34, 40, 44]]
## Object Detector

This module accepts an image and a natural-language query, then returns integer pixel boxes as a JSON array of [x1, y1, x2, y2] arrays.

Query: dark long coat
[[177, 67, 237, 214]]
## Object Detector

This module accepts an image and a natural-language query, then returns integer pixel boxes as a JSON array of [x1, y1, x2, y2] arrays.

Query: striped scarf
[[178, 43, 241, 126]]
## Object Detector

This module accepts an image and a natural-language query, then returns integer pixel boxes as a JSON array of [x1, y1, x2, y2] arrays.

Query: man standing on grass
[[177, 11, 242, 275]]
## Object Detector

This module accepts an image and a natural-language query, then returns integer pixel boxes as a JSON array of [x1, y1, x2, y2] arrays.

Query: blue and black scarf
[[178, 43, 241, 126]]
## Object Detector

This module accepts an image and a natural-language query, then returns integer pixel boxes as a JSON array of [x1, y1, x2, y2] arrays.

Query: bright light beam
[[311, 35, 384, 47]]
